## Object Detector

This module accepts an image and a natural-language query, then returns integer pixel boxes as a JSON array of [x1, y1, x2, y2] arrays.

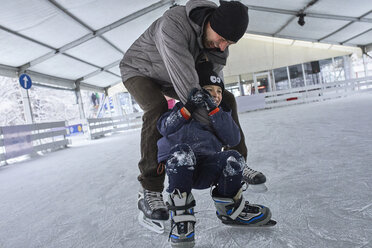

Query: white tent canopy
[[0, 0, 371, 92]]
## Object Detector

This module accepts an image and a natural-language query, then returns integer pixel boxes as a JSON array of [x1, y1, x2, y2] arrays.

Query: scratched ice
[[0, 93, 371, 248]]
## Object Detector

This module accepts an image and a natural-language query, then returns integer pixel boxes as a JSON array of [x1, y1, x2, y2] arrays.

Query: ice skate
[[167, 189, 196, 248], [212, 187, 276, 227], [242, 165, 268, 193], [138, 188, 169, 234]]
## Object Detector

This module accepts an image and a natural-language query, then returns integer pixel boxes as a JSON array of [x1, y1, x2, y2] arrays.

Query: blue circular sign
[[19, 73, 32, 89]]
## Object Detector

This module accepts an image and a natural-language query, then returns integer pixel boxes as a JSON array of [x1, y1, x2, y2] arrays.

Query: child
[[157, 61, 274, 247]]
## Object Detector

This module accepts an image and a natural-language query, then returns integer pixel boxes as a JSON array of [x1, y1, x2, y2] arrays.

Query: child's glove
[[201, 89, 218, 112], [184, 88, 205, 114]]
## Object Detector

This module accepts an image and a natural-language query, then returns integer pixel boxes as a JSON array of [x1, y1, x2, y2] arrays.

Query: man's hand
[[184, 88, 205, 114]]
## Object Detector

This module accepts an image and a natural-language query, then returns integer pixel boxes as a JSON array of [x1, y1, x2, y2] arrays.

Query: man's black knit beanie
[[209, 1, 249, 42]]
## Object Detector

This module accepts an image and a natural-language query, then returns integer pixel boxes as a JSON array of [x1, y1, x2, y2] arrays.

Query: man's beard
[[202, 35, 222, 52]]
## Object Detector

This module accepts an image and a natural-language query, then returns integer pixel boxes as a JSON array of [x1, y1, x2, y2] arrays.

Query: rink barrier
[[87, 112, 142, 139], [0, 121, 68, 165], [0, 129, 4, 163], [237, 76, 372, 113]]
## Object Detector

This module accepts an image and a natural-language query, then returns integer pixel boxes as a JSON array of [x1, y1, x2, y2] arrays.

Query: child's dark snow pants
[[165, 143, 245, 198]]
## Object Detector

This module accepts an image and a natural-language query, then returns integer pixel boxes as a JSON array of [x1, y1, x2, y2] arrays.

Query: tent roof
[[0, 0, 371, 92]]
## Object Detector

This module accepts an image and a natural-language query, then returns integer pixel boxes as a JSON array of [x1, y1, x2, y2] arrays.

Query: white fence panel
[[0, 121, 68, 165], [87, 112, 142, 139], [237, 76, 372, 113]]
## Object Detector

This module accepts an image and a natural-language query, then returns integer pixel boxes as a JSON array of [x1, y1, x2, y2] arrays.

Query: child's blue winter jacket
[[157, 102, 241, 162]]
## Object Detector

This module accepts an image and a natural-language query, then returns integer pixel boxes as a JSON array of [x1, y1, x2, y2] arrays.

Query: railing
[[87, 112, 142, 139], [0, 121, 68, 165], [237, 76, 372, 113], [0, 113, 143, 165]]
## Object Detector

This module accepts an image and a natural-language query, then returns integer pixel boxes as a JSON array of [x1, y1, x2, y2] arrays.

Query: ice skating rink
[[0, 93, 371, 248]]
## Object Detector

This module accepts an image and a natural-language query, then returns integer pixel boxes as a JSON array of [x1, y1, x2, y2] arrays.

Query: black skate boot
[[138, 188, 169, 233], [212, 187, 276, 227], [242, 165, 268, 192], [168, 189, 196, 248]]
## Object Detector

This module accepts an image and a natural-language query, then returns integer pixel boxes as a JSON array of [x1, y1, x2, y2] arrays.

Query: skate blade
[[223, 219, 277, 228], [171, 240, 195, 248], [249, 183, 268, 193], [138, 212, 165, 234], [263, 219, 277, 226]]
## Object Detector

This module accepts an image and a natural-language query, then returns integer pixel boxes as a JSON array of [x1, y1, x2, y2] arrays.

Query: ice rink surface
[[0, 93, 371, 248]]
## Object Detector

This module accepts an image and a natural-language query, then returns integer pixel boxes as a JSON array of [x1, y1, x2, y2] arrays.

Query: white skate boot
[[168, 189, 196, 248], [212, 187, 276, 227]]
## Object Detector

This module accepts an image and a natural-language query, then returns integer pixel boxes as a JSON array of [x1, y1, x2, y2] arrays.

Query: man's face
[[203, 22, 236, 52]]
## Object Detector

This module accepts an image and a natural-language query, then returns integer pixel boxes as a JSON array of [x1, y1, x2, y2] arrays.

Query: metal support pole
[[253, 74, 259, 94], [19, 87, 33, 124], [113, 93, 123, 116], [343, 55, 352, 80], [128, 93, 134, 114], [75, 82, 86, 120], [363, 54, 368, 77], [238, 75, 245, 96], [104, 89, 113, 118], [267, 72, 272, 92], [302, 63, 307, 86]]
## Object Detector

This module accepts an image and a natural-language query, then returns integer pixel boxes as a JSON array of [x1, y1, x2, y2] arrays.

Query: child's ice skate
[[212, 187, 276, 227], [242, 165, 268, 193], [167, 189, 196, 248], [138, 188, 169, 234]]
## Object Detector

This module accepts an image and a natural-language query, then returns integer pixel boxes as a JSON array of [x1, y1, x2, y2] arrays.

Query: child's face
[[203, 85, 223, 106]]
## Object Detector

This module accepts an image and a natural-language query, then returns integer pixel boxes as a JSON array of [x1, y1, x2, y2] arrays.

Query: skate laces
[[144, 190, 167, 210], [242, 202, 260, 215], [242, 166, 260, 180], [168, 212, 194, 241], [168, 221, 181, 241]]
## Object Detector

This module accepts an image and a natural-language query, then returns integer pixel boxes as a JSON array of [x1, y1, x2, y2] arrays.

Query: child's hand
[[201, 89, 217, 112], [184, 88, 205, 114]]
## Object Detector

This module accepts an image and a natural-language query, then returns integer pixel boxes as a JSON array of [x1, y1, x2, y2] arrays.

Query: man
[[120, 0, 249, 232]]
